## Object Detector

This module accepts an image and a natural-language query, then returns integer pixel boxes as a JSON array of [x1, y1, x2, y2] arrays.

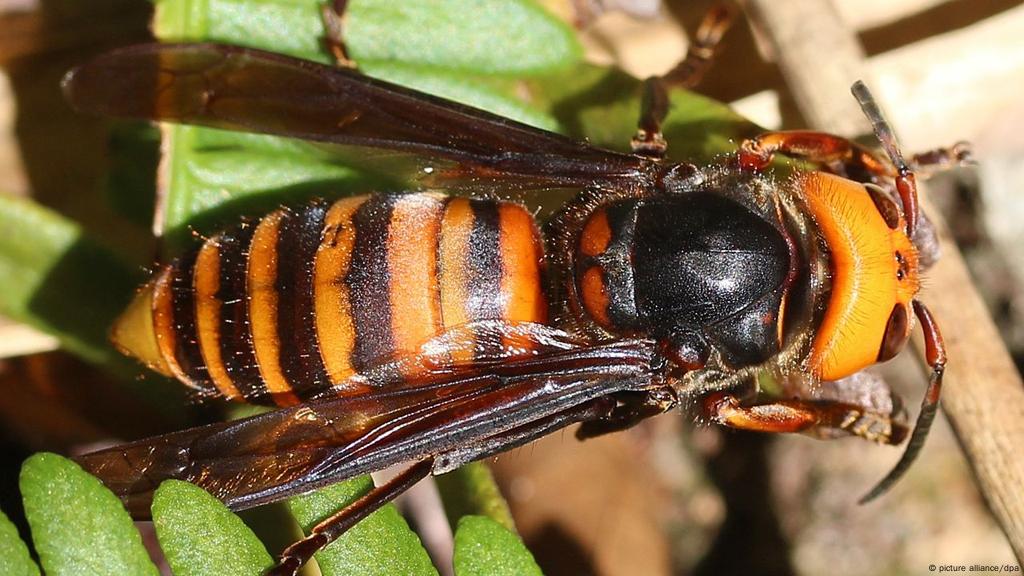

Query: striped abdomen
[[112, 194, 548, 406]]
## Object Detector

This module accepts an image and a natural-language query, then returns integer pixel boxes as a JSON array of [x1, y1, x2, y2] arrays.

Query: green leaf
[[436, 463, 516, 532], [0, 196, 140, 366], [525, 64, 760, 160], [453, 516, 542, 576], [154, 0, 580, 75], [154, 0, 330, 62], [104, 122, 161, 229], [152, 480, 274, 576], [19, 453, 159, 576], [287, 476, 437, 576], [0, 509, 39, 576], [346, 0, 581, 74], [160, 125, 380, 246]]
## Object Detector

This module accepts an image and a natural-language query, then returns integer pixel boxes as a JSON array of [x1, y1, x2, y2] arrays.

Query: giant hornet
[[61, 4, 967, 574]]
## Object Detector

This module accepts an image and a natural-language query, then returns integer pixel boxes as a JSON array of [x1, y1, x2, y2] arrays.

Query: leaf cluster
[[4, 454, 536, 575]]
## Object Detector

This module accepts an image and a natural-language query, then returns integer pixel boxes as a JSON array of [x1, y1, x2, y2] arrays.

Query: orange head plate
[[799, 171, 919, 381]]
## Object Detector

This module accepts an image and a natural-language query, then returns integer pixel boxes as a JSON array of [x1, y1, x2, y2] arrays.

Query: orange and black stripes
[[463, 199, 505, 359], [112, 193, 549, 406], [168, 249, 214, 393], [248, 211, 293, 403], [465, 200, 504, 323], [348, 195, 399, 373], [436, 198, 548, 363], [193, 238, 240, 400], [385, 195, 444, 372], [274, 201, 332, 398], [438, 198, 476, 363], [213, 224, 264, 400], [314, 197, 364, 389], [497, 203, 548, 342]]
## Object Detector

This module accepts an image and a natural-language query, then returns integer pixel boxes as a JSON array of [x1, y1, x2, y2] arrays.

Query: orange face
[[799, 172, 919, 381]]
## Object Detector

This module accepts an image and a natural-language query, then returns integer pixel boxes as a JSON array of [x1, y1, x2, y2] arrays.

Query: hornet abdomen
[[113, 194, 548, 406]]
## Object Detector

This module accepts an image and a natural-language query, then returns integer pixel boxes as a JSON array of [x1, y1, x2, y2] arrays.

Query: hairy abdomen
[[112, 194, 548, 406]]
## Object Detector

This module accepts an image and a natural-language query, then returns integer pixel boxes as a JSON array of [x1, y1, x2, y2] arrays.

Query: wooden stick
[[743, 0, 871, 135], [745, 0, 1024, 563], [920, 201, 1024, 562]]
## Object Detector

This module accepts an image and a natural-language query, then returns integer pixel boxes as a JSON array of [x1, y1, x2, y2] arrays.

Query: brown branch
[[916, 206, 1024, 562]]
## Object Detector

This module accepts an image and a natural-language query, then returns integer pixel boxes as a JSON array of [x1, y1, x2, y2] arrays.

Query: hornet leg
[[268, 459, 434, 576], [909, 141, 973, 173], [631, 2, 737, 157], [738, 130, 894, 181], [739, 84, 970, 238], [702, 392, 909, 445], [321, 0, 356, 68], [576, 387, 678, 440], [736, 128, 924, 235]]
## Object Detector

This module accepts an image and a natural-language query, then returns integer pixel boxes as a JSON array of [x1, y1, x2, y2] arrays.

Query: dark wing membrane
[[63, 43, 654, 189], [75, 339, 657, 516]]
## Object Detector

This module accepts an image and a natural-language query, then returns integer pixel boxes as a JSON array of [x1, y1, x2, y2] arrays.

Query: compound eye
[[877, 303, 910, 362], [866, 184, 902, 230], [895, 250, 908, 281]]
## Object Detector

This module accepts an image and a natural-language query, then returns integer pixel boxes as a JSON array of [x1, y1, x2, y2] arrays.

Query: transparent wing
[[75, 338, 657, 516], [63, 43, 656, 191]]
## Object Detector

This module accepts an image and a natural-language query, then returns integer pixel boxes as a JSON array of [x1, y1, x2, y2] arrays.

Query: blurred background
[[1, 1, 1022, 575]]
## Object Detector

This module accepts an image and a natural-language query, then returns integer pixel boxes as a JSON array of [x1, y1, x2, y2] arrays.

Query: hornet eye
[[866, 184, 901, 230], [877, 303, 909, 362]]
